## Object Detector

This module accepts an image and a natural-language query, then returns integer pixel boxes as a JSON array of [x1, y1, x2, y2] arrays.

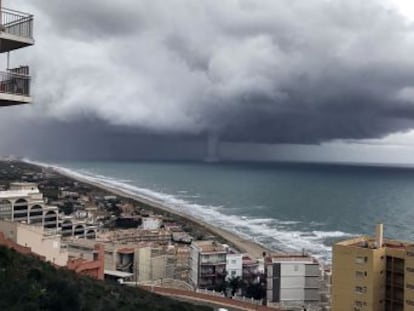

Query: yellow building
[[332, 224, 414, 311]]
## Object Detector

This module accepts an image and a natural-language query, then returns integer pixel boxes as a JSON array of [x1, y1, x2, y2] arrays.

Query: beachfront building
[[0, 182, 101, 238], [242, 254, 260, 284], [265, 253, 322, 309], [190, 240, 227, 289], [0, 219, 68, 266], [0, 1, 34, 107], [332, 224, 414, 311], [0, 182, 59, 230], [226, 252, 243, 280]]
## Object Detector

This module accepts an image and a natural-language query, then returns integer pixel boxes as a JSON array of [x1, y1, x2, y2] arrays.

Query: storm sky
[[1, 0, 414, 162]]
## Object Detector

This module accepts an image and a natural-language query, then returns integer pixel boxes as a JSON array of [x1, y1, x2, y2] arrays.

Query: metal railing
[[0, 69, 30, 96], [1, 8, 33, 39]]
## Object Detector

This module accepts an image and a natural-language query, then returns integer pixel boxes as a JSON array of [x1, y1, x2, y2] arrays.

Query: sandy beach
[[49, 165, 273, 259]]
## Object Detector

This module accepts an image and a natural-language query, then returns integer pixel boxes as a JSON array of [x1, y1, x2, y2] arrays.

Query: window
[[355, 271, 366, 278], [355, 286, 367, 294], [354, 301, 365, 307], [407, 267, 414, 273], [231, 270, 236, 276], [355, 256, 368, 264], [231, 260, 236, 264], [407, 284, 414, 290]]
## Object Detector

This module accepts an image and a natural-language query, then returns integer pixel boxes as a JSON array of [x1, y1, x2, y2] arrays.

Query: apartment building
[[0, 1, 34, 107], [190, 240, 227, 289], [332, 224, 414, 311], [226, 252, 243, 280], [266, 253, 322, 308]]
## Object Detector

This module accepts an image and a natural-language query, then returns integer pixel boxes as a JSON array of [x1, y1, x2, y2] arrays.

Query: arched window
[[74, 224, 85, 237], [85, 229, 96, 239], [61, 220, 73, 237], [29, 205, 43, 224], [44, 211, 57, 229], [13, 198, 28, 221], [0, 199, 12, 220]]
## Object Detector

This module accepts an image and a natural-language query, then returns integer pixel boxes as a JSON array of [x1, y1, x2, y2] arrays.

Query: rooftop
[[336, 235, 414, 250], [266, 253, 318, 264], [193, 240, 226, 254]]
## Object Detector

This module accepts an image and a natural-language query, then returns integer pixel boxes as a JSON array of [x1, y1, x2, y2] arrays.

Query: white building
[[266, 254, 321, 309], [141, 216, 162, 230], [0, 182, 58, 230], [226, 252, 243, 280], [190, 240, 227, 289]]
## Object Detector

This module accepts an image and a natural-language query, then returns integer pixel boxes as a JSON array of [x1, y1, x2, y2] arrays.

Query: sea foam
[[25, 159, 353, 263]]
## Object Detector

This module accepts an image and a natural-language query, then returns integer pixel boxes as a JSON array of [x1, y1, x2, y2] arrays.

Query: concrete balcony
[[0, 8, 34, 53], [0, 66, 31, 106]]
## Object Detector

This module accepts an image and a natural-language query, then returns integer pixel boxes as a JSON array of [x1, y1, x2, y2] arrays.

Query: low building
[[266, 253, 322, 309], [190, 240, 227, 289], [67, 244, 104, 280], [0, 219, 68, 266], [142, 216, 162, 230]]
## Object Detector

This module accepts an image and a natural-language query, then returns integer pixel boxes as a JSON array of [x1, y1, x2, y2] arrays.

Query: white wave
[[24, 159, 354, 263]]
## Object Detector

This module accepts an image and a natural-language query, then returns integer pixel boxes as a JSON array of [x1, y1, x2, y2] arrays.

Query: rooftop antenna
[[376, 223, 384, 248]]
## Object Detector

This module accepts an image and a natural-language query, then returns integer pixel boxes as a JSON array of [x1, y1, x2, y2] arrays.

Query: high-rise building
[[0, 1, 34, 107], [332, 224, 414, 311]]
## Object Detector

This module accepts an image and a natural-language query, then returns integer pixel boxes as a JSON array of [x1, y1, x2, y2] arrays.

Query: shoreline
[[34, 161, 273, 259]]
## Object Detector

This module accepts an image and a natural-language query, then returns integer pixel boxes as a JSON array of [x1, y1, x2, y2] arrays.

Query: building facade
[[190, 240, 227, 289], [226, 252, 243, 280], [0, 182, 59, 230], [332, 224, 414, 311], [266, 254, 322, 308], [0, 219, 68, 266]]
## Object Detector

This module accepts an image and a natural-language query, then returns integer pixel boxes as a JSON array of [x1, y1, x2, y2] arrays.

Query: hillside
[[0, 246, 212, 311]]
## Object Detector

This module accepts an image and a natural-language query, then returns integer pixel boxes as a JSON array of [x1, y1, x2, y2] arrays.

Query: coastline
[[34, 161, 273, 259]]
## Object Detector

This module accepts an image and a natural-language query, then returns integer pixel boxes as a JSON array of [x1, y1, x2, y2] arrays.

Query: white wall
[[142, 217, 161, 230], [226, 253, 243, 280], [16, 223, 68, 266], [0, 220, 68, 266], [190, 245, 199, 286], [280, 288, 305, 301]]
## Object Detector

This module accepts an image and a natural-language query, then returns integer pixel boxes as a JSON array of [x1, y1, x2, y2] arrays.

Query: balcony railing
[[0, 68, 30, 97], [1, 8, 33, 40]]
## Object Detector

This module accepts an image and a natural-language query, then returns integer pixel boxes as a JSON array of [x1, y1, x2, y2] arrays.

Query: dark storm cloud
[[9, 0, 414, 144]]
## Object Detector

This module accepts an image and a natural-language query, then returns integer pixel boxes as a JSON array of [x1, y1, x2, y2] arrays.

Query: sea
[[31, 160, 414, 263]]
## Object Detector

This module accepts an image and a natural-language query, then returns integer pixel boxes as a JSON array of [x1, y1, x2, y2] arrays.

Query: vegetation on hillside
[[0, 246, 212, 311]]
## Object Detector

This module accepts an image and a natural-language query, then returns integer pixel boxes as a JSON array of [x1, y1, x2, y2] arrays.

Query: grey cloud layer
[[14, 0, 414, 143]]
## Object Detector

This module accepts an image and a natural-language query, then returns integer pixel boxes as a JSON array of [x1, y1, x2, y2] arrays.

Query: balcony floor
[[0, 32, 34, 53], [0, 92, 31, 106]]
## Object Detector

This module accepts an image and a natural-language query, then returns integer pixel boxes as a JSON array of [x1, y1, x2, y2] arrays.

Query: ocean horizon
[[28, 159, 414, 263]]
